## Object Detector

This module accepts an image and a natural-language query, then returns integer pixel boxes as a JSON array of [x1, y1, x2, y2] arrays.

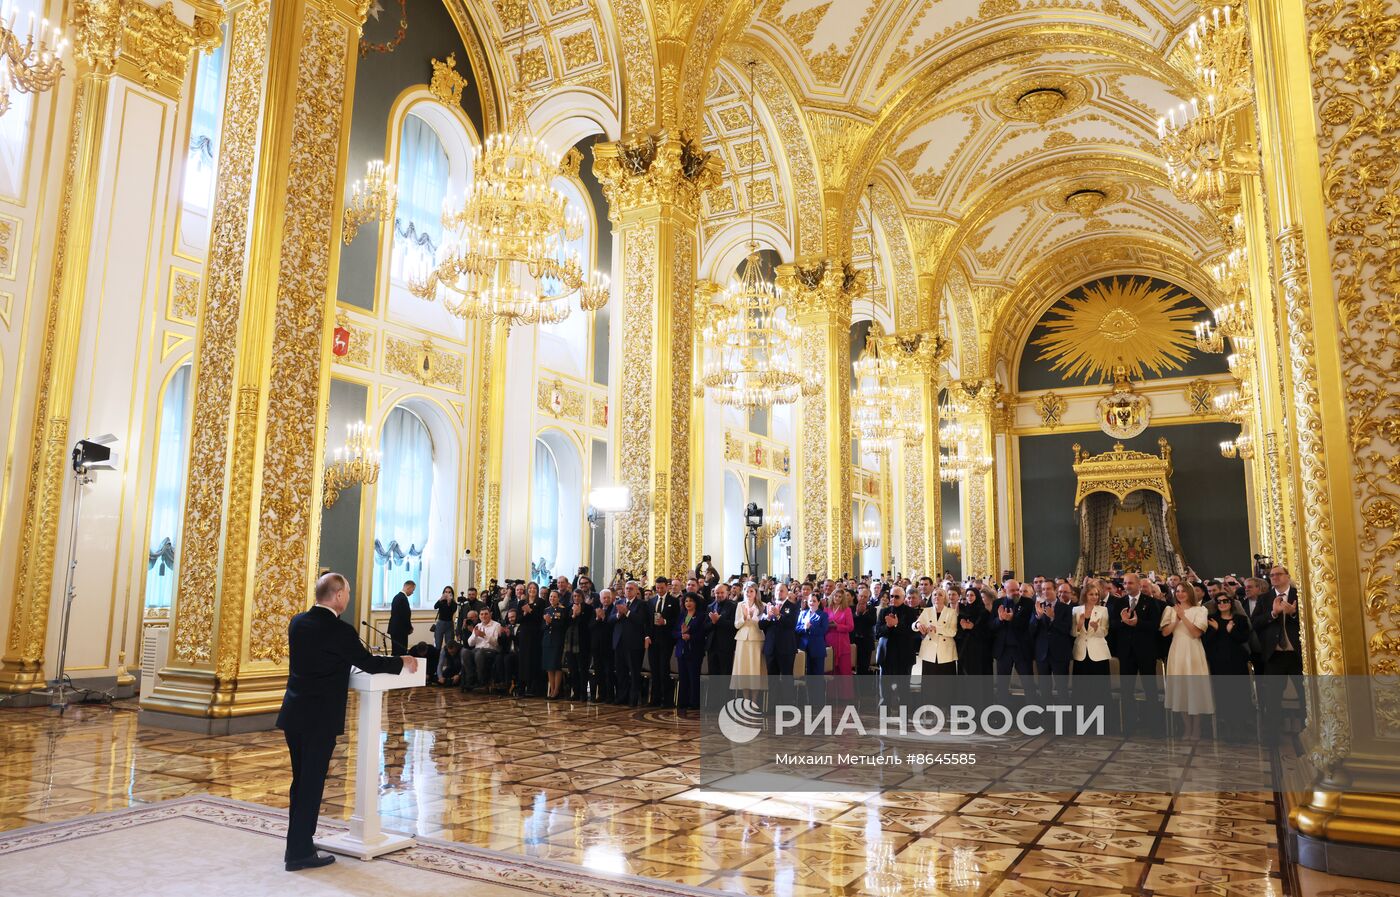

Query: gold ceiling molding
[[866, 179, 921, 331], [1044, 178, 1127, 216], [1031, 275, 1200, 384], [990, 236, 1224, 386], [991, 73, 1089, 125]]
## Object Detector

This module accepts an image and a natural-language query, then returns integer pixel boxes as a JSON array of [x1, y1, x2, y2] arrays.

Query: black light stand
[[742, 502, 763, 577]]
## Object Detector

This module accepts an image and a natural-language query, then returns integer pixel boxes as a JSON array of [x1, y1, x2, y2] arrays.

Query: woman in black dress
[[540, 590, 569, 698], [1203, 592, 1254, 741]]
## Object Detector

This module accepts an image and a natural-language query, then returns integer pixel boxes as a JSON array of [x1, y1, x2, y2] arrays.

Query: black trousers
[[648, 640, 675, 705], [1117, 647, 1161, 734], [854, 638, 873, 675], [1037, 658, 1071, 699], [389, 634, 408, 656], [591, 653, 615, 701], [995, 651, 1035, 703], [707, 642, 735, 678], [616, 648, 644, 704], [284, 729, 337, 862], [1260, 649, 1304, 736]]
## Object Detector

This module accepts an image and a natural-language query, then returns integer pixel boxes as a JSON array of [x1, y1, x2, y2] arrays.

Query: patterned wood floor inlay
[[0, 688, 1323, 896]]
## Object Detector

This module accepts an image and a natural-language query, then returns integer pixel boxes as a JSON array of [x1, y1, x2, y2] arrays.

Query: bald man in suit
[[276, 572, 418, 871]]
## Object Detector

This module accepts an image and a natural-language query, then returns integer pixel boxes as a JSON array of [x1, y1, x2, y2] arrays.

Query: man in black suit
[[1253, 565, 1304, 737], [1032, 581, 1074, 699], [1107, 571, 1163, 735], [613, 582, 647, 705], [705, 582, 737, 677], [387, 579, 415, 654], [589, 589, 616, 702], [760, 583, 801, 675], [276, 572, 417, 871], [646, 577, 681, 706], [991, 579, 1035, 704], [876, 588, 919, 706]]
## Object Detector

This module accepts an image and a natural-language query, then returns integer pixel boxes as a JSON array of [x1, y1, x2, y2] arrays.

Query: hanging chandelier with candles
[[698, 59, 805, 410], [938, 413, 992, 482], [0, 6, 65, 118], [853, 241, 917, 455], [1156, 2, 1253, 207], [409, 25, 607, 327]]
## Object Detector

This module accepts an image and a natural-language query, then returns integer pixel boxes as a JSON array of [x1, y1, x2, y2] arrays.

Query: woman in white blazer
[[731, 582, 766, 694], [1071, 579, 1111, 704], [914, 588, 959, 675]]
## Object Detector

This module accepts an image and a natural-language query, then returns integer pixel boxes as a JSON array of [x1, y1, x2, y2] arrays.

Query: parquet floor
[[0, 687, 1366, 896]]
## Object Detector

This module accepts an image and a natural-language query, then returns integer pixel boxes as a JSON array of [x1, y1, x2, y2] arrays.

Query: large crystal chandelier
[[0, 9, 65, 117], [1156, 2, 1253, 207], [853, 250, 917, 455], [698, 60, 805, 410], [409, 29, 607, 327], [938, 408, 992, 482]]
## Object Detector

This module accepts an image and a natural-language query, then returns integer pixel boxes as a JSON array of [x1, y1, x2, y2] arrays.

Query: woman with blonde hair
[[1161, 581, 1214, 738], [825, 589, 855, 675], [731, 582, 766, 691]]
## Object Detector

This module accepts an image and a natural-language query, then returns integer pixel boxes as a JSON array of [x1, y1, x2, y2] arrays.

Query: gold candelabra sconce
[[1213, 384, 1252, 424], [1226, 336, 1254, 379], [342, 159, 397, 245], [323, 421, 381, 508], [0, 6, 66, 118], [946, 528, 963, 558], [1212, 300, 1251, 338], [1220, 433, 1254, 460], [1194, 319, 1224, 354], [757, 500, 790, 543], [858, 518, 881, 551]]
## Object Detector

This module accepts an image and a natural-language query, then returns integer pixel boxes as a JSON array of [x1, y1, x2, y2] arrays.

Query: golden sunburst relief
[[1032, 276, 1200, 383]]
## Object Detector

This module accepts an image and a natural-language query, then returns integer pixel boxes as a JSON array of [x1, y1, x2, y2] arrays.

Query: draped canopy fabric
[[373, 406, 435, 607]]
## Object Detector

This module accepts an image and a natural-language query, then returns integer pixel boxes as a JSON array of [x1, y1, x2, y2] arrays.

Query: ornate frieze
[[72, 0, 218, 98], [384, 335, 466, 391], [537, 377, 585, 422]]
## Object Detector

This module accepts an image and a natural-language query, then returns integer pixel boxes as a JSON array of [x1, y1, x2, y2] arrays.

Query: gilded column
[[778, 260, 863, 578], [0, 1, 214, 694], [140, 0, 366, 726], [472, 320, 507, 585], [948, 378, 1000, 578], [593, 132, 721, 580], [1252, 0, 1400, 865]]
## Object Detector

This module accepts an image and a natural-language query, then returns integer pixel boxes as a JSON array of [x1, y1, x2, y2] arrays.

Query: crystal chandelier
[[1212, 299, 1250, 338], [699, 60, 804, 410], [1194, 319, 1224, 353], [1213, 384, 1252, 423], [323, 421, 381, 508], [858, 518, 881, 551], [938, 416, 992, 481], [409, 29, 607, 327], [1155, 3, 1253, 207], [757, 499, 790, 543], [853, 248, 917, 455], [945, 528, 962, 558], [342, 159, 397, 244], [0, 8, 65, 118]]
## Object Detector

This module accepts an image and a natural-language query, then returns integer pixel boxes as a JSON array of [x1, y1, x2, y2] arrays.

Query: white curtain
[[531, 438, 560, 584], [145, 364, 193, 613], [182, 39, 225, 213], [373, 407, 434, 607], [391, 114, 448, 278]]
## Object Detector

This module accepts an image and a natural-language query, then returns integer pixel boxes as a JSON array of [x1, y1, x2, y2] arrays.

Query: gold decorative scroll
[[1071, 438, 1174, 508]]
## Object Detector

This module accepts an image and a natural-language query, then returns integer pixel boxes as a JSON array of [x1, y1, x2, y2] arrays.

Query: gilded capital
[[72, 0, 205, 97], [593, 130, 723, 220], [946, 377, 1002, 415], [776, 257, 864, 324]]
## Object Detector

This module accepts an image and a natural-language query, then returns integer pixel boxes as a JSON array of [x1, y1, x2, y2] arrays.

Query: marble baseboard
[[1292, 830, 1400, 883]]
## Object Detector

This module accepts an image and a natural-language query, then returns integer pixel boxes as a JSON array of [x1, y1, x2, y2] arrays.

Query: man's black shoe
[[285, 852, 337, 872]]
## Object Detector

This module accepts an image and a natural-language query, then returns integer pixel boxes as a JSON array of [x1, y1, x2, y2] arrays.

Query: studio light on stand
[[586, 486, 630, 567], [742, 502, 764, 577], [47, 434, 119, 712]]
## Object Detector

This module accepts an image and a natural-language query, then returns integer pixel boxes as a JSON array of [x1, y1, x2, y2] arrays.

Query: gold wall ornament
[[537, 376, 584, 421], [1034, 391, 1067, 429], [1185, 378, 1215, 415], [429, 51, 466, 106], [592, 130, 722, 219], [1032, 276, 1201, 384], [992, 74, 1088, 125], [169, 269, 200, 323], [72, 0, 208, 100], [383, 334, 464, 390], [1046, 179, 1127, 219]]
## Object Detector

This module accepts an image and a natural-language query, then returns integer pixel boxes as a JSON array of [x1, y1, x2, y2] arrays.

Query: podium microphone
[[362, 620, 393, 652]]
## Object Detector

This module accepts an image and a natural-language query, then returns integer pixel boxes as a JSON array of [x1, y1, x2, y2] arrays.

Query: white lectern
[[315, 664, 425, 860]]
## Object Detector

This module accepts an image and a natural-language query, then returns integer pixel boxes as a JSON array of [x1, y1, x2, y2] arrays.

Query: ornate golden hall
[[0, 0, 1398, 894]]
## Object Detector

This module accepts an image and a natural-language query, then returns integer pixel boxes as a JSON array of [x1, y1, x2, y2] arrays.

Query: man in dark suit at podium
[[276, 572, 418, 872], [387, 580, 415, 654]]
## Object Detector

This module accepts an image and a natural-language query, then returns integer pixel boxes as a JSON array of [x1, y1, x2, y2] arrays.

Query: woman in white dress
[[731, 582, 766, 693], [1161, 581, 1214, 737]]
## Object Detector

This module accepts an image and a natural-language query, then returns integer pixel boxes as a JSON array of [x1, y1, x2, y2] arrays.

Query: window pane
[[531, 438, 560, 583], [182, 41, 227, 215], [373, 407, 434, 607], [145, 365, 193, 613], [391, 114, 448, 280]]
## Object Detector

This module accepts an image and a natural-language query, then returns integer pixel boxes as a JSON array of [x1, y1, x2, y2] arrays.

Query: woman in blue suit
[[673, 592, 710, 710], [796, 594, 830, 676]]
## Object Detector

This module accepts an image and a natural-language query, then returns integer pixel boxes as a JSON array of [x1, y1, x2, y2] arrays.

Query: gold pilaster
[[948, 378, 1001, 578], [1252, 0, 1400, 856], [0, 2, 213, 693], [142, 0, 366, 721], [474, 320, 507, 586], [594, 131, 721, 579], [778, 259, 863, 578]]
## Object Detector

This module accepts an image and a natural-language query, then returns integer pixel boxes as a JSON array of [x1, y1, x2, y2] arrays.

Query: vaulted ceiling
[[462, 0, 1229, 380]]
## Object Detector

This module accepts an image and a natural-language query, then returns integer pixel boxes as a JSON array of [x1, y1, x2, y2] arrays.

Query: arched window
[[145, 364, 193, 613], [181, 38, 228, 247], [391, 113, 448, 282], [373, 406, 434, 607], [531, 437, 561, 583]]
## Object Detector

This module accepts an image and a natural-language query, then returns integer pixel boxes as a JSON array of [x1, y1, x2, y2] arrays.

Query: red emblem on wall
[[332, 325, 351, 357]]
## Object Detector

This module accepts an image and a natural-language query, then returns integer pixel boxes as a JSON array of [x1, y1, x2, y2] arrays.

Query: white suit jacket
[[1072, 604, 1110, 662], [914, 605, 959, 664]]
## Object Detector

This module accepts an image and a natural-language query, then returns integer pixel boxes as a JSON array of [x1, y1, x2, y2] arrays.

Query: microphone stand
[[362, 620, 393, 653]]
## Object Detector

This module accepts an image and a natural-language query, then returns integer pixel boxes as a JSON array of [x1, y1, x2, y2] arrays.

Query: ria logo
[[717, 697, 764, 744]]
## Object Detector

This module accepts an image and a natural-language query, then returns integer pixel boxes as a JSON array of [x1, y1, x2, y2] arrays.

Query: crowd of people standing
[[383, 559, 1305, 739]]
